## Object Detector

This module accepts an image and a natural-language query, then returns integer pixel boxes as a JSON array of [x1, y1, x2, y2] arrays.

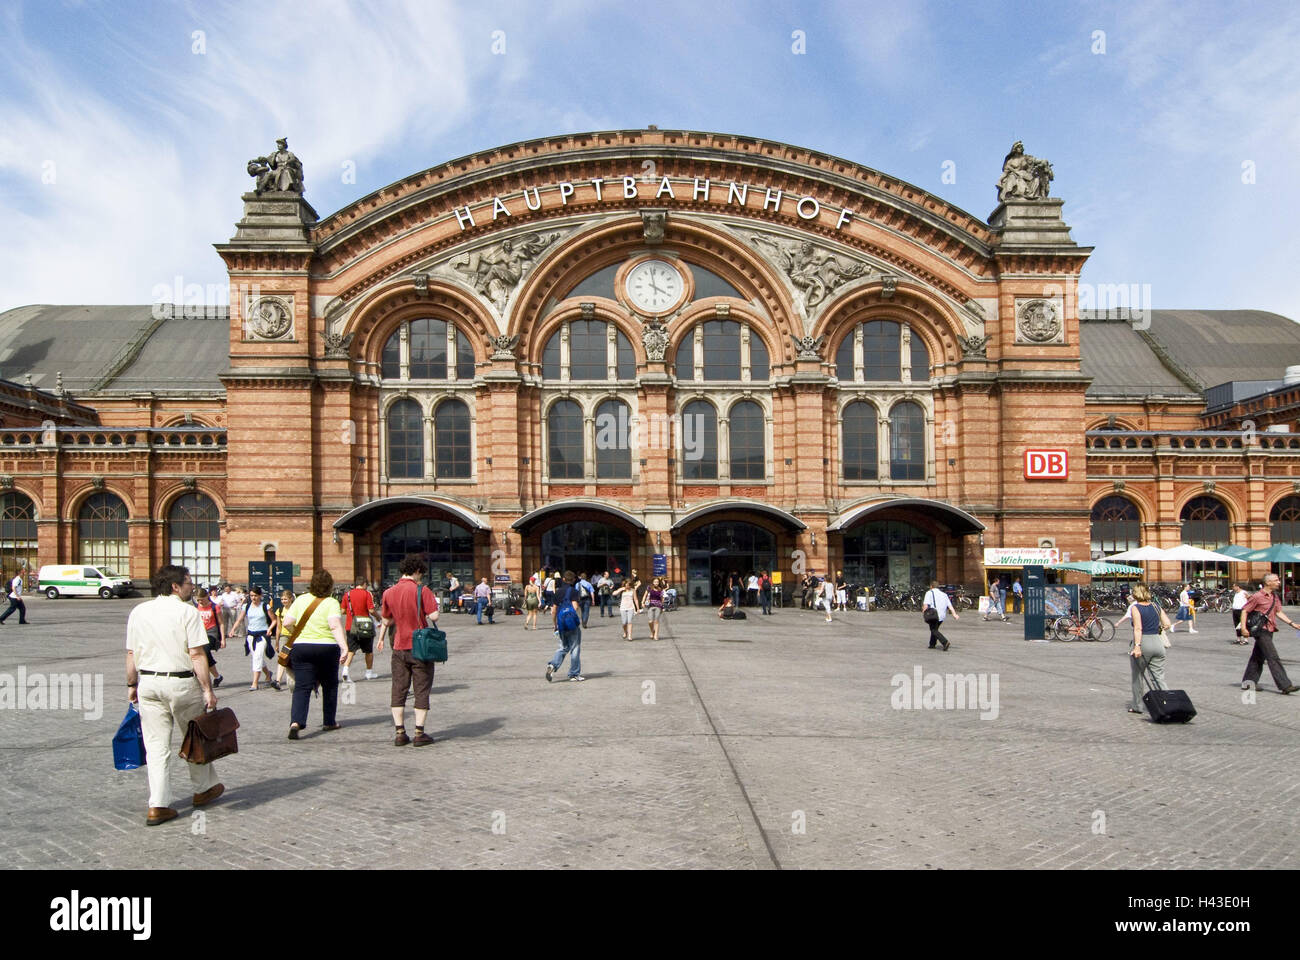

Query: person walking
[[613, 573, 640, 641], [1126, 583, 1170, 715], [1173, 583, 1198, 633], [820, 574, 836, 623], [1011, 577, 1023, 614], [473, 577, 496, 625], [377, 555, 441, 746], [125, 564, 222, 826], [542, 571, 557, 612], [834, 571, 848, 612], [231, 586, 279, 691], [922, 580, 957, 650], [1239, 573, 1300, 694], [983, 577, 1008, 622], [597, 570, 613, 618], [747, 572, 760, 608], [0, 568, 28, 624], [546, 570, 584, 681], [523, 575, 541, 630], [215, 584, 237, 639], [759, 570, 772, 615], [280, 570, 348, 739], [193, 588, 226, 689], [577, 571, 594, 627], [729, 571, 741, 609], [270, 588, 295, 690], [645, 577, 666, 640], [341, 576, 378, 681], [1230, 582, 1249, 645]]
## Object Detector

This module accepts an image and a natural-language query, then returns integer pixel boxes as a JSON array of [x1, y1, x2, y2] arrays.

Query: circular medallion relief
[[247, 297, 293, 340], [1017, 299, 1062, 343]]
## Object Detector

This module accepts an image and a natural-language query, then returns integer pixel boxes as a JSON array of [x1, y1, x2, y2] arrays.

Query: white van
[[38, 564, 134, 599]]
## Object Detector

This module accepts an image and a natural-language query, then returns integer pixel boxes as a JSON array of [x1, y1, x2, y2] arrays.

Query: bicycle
[[1052, 610, 1116, 642]]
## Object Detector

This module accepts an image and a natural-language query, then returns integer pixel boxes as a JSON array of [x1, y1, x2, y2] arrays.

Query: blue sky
[[1, 0, 1298, 319]]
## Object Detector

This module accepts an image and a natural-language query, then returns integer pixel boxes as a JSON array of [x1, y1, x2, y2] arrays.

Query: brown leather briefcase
[[179, 707, 240, 764]]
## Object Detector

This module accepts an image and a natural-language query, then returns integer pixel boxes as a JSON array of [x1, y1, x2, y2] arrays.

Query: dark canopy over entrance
[[827, 498, 985, 535], [671, 500, 805, 532], [513, 500, 647, 534], [334, 496, 489, 534]]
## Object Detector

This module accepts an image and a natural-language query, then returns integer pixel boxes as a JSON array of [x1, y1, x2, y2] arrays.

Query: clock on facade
[[624, 259, 685, 314]]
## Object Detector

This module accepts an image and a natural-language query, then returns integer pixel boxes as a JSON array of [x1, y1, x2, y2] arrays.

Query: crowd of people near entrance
[[123, 552, 1299, 825]]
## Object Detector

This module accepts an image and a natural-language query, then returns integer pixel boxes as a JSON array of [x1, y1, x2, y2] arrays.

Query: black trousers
[[760, 589, 771, 614], [290, 643, 340, 728], [1243, 629, 1292, 691], [927, 619, 949, 647], [0, 597, 27, 623]]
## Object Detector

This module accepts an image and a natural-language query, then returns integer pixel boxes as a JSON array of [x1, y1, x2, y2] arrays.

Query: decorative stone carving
[[643, 322, 669, 362], [55, 372, 64, 396], [182, 476, 198, 491], [488, 333, 520, 359], [715, 303, 730, 319], [247, 138, 304, 195], [748, 234, 868, 311], [91, 476, 106, 491], [580, 302, 595, 321], [246, 296, 293, 340], [1203, 480, 1216, 495], [412, 273, 429, 296], [880, 275, 898, 299], [1112, 479, 1126, 494], [997, 141, 1053, 202], [450, 232, 560, 312], [0, 476, 13, 490], [789, 333, 826, 360], [323, 331, 354, 359], [641, 209, 667, 245], [957, 334, 989, 359], [1015, 298, 1064, 344]]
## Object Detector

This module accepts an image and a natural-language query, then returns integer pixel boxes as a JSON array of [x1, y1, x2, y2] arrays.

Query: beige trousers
[[138, 675, 218, 809]]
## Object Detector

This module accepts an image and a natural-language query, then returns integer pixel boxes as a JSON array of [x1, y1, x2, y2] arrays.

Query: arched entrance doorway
[[540, 521, 631, 579], [333, 496, 491, 589], [684, 522, 777, 605], [840, 519, 933, 589], [379, 517, 474, 588]]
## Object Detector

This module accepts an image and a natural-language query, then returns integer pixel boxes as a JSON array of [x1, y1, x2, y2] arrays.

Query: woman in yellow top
[[280, 570, 347, 740]]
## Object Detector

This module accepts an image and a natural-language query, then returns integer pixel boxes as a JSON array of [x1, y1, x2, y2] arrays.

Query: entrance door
[[841, 519, 934, 590], [684, 521, 776, 605], [539, 521, 631, 580]]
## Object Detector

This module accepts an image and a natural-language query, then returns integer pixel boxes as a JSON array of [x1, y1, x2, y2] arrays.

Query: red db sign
[[1024, 449, 1068, 479]]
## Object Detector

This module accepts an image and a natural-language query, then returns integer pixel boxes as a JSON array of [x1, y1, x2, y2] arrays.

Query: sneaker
[[546, 664, 554, 682], [365, 670, 377, 680], [1189, 629, 1199, 634], [940, 639, 950, 651], [212, 675, 223, 689], [341, 668, 351, 681], [568, 675, 586, 682]]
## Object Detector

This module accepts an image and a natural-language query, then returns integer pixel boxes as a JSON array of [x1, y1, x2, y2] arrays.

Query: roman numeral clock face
[[625, 259, 684, 314]]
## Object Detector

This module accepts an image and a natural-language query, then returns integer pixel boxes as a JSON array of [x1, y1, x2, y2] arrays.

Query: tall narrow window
[[434, 399, 471, 478], [0, 492, 37, 578], [78, 492, 129, 571], [749, 335, 770, 381], [702, 320, 742, 380], [547, 399, 584, 479], [681, 400, 718, 480], [863, 321, 901, 381], [387, 399, 424, 479], [910, 334, 930, 379], [729, 401, 765, 480], [568, 320, 607, 380], [168, 492, 220, 583], [595, 399, 632, 479], [842, 401, 879, 480], [381, 328, 402, 379], [889, 401, 925, 480], [408, 318, 449, 379]]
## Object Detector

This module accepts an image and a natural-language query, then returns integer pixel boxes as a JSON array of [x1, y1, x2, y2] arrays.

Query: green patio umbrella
[[1215, 544, 1257, 559], [1241, 544, 1300, 563], [1048, 560, 1144, 576]]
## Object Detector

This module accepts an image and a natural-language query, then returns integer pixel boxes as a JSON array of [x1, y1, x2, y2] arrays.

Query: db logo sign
[[1024, 448, 1069, 479]]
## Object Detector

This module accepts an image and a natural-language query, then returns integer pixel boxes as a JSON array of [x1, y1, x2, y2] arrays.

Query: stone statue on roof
[[997, 141, 1053, 202], [247, 137, 304, 195]]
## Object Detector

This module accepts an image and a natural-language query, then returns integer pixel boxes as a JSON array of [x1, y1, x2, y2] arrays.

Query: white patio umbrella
[[1104, 546, 1171, 561], [1162, 545, 1240, 563]]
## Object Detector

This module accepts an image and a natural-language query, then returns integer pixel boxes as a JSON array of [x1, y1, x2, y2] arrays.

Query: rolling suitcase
[[1141, 664, 1196, 723]]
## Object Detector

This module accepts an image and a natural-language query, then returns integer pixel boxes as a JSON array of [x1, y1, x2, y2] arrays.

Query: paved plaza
[[2, 595, 1299, 869]]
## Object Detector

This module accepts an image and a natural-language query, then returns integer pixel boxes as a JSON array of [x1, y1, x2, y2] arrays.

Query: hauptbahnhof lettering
[[0, 129, 1297, 602]]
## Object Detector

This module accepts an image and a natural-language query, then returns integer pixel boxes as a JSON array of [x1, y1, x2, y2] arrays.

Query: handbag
[[277, 596, 324, 667], [113, 702, 147, 771], [179, 707, 240, 764], [410, 583, 447, 663]]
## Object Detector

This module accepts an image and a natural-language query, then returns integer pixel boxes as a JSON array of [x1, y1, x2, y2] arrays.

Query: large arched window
[[836, 320, 931, 382], [386, 399, 424, 479], [863, 321, 901, 380], [78, 492, 129, 571], [381, 318, 474, 380], [434, 399, 471, 479], [547, 399, 584, 479], [703, 320, 741, 380], [0, 492, 37, 577], [594, 399, 632, 480], [1091, 495, 1140, 557], [542, 320, 634, 380], [681, 400, 718, 480], [842, 401, 879, 480], [675, 321, 769, 381], [889, 401, 926, 480], [1273, 496, 1300, 543], [1181, 496, 1229, 547], [168, 493, 220, 583], [729, 401, 766, 481]]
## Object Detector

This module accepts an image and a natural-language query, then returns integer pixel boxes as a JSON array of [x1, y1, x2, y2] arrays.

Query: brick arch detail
[[1089, 488, 1153, 524], [815, 281, 963, 369], [350, 280, 499, 369], [665, 299, 780, 363], [529, 299, 646, 368], [65, 484, 135, 522], [154, 485, 226, 524], [1173, 489, 1242, 526]]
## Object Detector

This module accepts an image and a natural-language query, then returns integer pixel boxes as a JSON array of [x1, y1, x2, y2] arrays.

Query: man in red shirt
[[341, 576, 377, 682], [1239, 573, 1300, 694], [377, 555, 440, 746]]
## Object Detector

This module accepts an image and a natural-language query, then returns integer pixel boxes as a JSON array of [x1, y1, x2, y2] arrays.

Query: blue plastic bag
[[113, 703, 147, 770]]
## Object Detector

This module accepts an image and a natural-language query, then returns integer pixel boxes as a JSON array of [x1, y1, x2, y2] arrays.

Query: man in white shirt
[[0, 569, 28, 624], [923, 580, 958, 650], [1231, 582, 1249, 644], [125, 565, 222, 826]]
